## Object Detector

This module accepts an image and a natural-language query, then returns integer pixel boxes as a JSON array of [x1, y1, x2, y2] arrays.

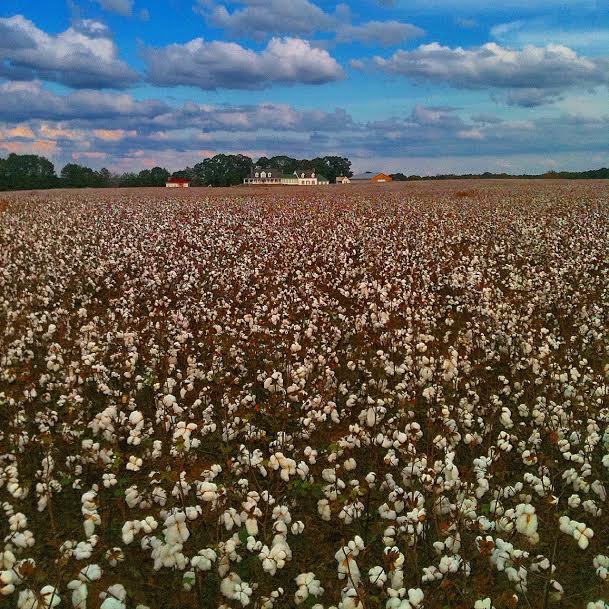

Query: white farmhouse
[[244, 167, 329, 186]]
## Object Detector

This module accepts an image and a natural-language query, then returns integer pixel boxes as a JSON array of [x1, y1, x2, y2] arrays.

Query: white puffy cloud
[[0, 81, 353, 133], [0, 81, 165, 122], [206, 0, 335, 39], [372, 42, 609, 105], [0, 15, 137, 88], [203, 0, 424, 48], [1, 80, 608, 174], [144, 36, 344, 89]]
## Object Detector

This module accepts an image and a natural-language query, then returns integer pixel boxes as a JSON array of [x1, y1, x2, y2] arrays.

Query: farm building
[[243, 167, 283, 185], [294, 170, 329, 185], [351, 172, 393, 183], [244, 167, 329, 186], [336, 176, 351, 184], [166, 177, 190, 188]]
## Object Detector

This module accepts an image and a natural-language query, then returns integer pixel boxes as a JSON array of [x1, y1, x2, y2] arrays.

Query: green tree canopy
[[0, 153, 58, 190], [192, 154, 254, 187], [60, 163, 106, 188]]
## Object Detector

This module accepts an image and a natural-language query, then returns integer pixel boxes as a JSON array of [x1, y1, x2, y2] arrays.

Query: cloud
[[502, 88, 565, 107], [491, 19, 609, 55], [93, 129, 136, 140], [337, 20, 424, 47], [93, 0, 134, 16], [144, 36, 344, 90], [1, 81, 607, 174], [0, 81, 165, 122], [203, 0, 424, 47], [372, 42, 609, 105], [385, 0, 596, 11], [204, 0, 335, 38], [0, 81, 354, 133], [455, 17, 477, 28], [457, 128, 485, 139], [0, 15, 137, 88]]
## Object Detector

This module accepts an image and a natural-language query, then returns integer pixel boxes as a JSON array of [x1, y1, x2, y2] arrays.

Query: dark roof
[[295, 169, 316, 178], [167, 177, 190, 183], [250, 166, 282, 178]]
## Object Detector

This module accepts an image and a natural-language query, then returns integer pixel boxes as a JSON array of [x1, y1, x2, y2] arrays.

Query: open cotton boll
[[39, 586, 61, 608], [100, 599, 126, 609], [515, 503, 539, 543], [68, 580, 88, 609], [79, 564, 102, 581]]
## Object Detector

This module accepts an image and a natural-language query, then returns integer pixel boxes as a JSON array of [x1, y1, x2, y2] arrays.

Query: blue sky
[[0, 0, 608, 174]]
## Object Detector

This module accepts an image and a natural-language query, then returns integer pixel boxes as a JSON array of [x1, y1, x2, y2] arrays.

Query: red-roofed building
[[166, 177, 191, 188]]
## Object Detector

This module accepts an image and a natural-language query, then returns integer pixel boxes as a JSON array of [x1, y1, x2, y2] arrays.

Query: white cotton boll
[[79, 564, 102, 581], [140, 516, 158, 534], [9, 513, 27, 531], [126, 456, 143, 472], [39, 585, 61, 608], [568, 494, 581, 508], [368, 565, 387, 587], [0, 570, 16, 596], [344, 458, 357, 471], [474, 600, 495, 609], [318, 499, 331, 521], [183, 571, 196, 591], [291, 521, 305, 535], [162, 394, 176, 408], [515, 504, 538, 542], [594, 555, 609, 580], [121, 520, 141, 545], [100, 599, 126, 609], [0, 551, 16, 570], [192, 549, 216, 572], [68, 580, 88, 609], [18, 590, 37, 608], [245, 517, 258, 537], [408, 588, 424, 607], [129, 411, 144, 426], [322, 469, 336, 483]]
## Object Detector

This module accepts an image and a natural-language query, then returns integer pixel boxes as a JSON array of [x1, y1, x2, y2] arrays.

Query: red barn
[[166, 177, 190, 188]]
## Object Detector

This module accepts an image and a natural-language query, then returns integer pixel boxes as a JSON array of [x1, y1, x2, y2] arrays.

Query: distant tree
[[192, 154, 253, 187], [98, 168, 112, 187], [0, 153, 58, 190], [150, 166, 170, 186], [252, 155, 352, 183], [256, 157, 273, 169], [136, 166, 170, 187], [314, 156, 352, 182], [390, 173, 408, 181], [60, 163, 105, 188]]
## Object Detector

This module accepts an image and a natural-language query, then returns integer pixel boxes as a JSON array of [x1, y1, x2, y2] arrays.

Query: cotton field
[[1, 181, 609, 609]]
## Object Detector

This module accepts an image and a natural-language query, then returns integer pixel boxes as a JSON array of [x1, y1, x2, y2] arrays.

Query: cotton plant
[[2, 185, 609, 607], [294, 572, 323, 605]]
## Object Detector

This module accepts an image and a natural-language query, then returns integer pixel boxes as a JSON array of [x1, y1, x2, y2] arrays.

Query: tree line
[[390, 168, 609, 181], [0, 153, 353, 191], [2, 152, 607, 191]]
